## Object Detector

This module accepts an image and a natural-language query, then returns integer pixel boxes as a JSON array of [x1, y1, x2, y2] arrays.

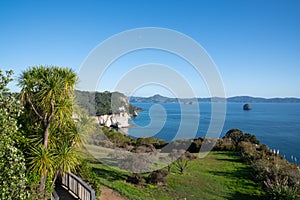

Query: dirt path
[[100, 186, 127, 200]]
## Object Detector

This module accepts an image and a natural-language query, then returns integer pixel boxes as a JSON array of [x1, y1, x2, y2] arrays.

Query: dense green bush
[[265, 174, 299, 199], [75, 90, 139, 116], [212, 138, 235, 151], [242, 133, 260, 144], [223, 129, 260, 150], [0, 70, 29, 200], [101, 127, 133, 147], [0, 135, 28, 200], [240, 141, 300, 199], [136, 137, 167, 148], [223, 128, 244, 147]]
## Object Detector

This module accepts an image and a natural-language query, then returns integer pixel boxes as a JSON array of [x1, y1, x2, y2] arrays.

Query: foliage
[[171, 150, 196, 175], [223, 129, 260, 150], [187, 137, 203, 152], [0, 70, 29, 200], [223, 128, 244, 147], [90, 151, 265, 200], [18, 66, 80, 199], [136, 137, 167, 148], [18, 66, 77, 147], [265, 175, 299, 200], [239, 140, 300, 199], [51, 141, 81, 187], [75, 90, 139, 115], [242, 133, 260, 145], [101, 127, 133, 147], [28, 145, 55, 178], [183, 128, 299, 199], [147, 169, 169, 185], [0, 134, 29, 200], [75, 160, 102, 200], [73, 106, 97, 146]]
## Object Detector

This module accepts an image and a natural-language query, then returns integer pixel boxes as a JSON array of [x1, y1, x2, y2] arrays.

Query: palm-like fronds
[[18, 66, 77, 124], [18, 66, 78, 199], [28, 145, 55, 177], [54, 142, 80, 175]]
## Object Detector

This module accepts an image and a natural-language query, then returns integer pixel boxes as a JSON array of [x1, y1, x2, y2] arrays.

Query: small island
[[243, 103, 251, 110]]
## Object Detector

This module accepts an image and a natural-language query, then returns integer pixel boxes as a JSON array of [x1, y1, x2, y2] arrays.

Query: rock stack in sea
[[243, 103, 251, 110]]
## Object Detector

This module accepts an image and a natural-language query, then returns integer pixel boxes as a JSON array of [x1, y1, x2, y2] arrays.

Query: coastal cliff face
[[94, 112, 131, 128], [75, 90, 137, 128]]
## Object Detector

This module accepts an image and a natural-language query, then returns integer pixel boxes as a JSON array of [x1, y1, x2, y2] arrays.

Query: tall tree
[[18, 66, 77, 199], [19, 66, 77, 148]]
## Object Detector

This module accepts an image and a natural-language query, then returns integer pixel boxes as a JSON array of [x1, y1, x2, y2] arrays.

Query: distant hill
[[129, 95, 300, 103], [227, 96, 300, 103]]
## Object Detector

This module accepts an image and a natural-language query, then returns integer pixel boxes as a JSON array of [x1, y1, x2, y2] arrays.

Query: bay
[[128, 102, 300, 163]]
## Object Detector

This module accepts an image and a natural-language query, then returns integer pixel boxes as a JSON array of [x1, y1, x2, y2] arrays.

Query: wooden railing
[[51, 190, 59, 200], [61, 173, 96, 200]]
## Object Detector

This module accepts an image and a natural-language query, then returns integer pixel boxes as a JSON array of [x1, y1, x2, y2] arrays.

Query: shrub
[[242, 133, 260, 145], [213, 138, 235, 151], [136, 137, 166, 148], [265, 176, 299, 200], [224, 128, 244, 147], [0, 70, 29, 200], [238, 141, 261, 162], [131, 145, 156, 153], [252, 159, 270, 181], [0, 135, 29, 200], [147, 169, 169, 185], [171, 149, 195, 175], [187, 138, 203, 153]]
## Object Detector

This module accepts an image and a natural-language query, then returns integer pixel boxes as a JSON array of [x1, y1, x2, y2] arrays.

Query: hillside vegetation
[[75, 90, 138, 116], [78, 128, 299, 200], [85, 151, 265, 200]]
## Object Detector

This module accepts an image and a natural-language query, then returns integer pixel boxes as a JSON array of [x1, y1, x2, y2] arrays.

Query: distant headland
[[129, 94, 300, 103]]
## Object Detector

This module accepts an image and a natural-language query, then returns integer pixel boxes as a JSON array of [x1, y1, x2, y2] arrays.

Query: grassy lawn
[[90, 151, 265, 200]]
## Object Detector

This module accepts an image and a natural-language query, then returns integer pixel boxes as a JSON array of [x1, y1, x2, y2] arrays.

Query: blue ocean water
[[128, 102, 300, 163]]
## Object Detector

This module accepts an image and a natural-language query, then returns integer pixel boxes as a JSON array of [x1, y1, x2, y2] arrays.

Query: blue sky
[[1, 0, 300, 97]]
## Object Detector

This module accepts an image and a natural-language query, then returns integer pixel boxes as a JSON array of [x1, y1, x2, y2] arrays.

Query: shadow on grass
[[228, 192, 266, 200], [215, 158, 245, 164], [209, 165, 254, 180], [92, 166, 129, 182], [208, 152, 266, 199], [210, 166, 266, 200]]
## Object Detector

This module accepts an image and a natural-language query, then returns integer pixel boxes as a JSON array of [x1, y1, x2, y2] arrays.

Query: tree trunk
[[43, 122, 50, 149], [51, 173, 58, 188], [39, 122, 50, 199], [39, 171, 48, 200]]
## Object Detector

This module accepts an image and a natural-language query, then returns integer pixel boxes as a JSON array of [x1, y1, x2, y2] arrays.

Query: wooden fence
[[51, 190, 59, 200], [61, 173, 96, 200]]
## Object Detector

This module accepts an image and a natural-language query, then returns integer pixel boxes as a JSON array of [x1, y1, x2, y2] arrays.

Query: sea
[[127, 102, 300, 163]]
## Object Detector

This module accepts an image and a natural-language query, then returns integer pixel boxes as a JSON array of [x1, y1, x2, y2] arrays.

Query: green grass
[[90, 151, 266, 200]]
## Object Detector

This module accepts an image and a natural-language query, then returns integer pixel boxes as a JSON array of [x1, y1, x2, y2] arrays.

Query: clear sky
[[1, 0, 300, 98]]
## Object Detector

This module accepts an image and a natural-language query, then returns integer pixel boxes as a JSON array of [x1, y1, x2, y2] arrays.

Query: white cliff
[[95, 112, 131, 128]]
